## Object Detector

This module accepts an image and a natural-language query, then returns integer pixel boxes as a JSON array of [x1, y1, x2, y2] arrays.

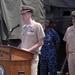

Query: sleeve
[[36, 23, 45, 40], [19, 27, 24, 39], [63, 26, 71, 42], [63, 30, 67, 42], [53, 29, 60, 44]]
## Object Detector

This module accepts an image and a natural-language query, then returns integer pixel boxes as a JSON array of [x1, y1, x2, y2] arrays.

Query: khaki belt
[[69, 52, 75, 55]]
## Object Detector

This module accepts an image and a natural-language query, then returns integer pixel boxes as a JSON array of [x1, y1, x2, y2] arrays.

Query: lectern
[[0, 45, 33, 75]]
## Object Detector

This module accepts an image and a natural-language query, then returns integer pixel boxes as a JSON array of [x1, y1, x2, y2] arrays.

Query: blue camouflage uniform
[[40, 28, 60, 75]]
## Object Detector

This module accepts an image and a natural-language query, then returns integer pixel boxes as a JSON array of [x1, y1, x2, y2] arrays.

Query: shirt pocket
[[27, 27, 35, 36], [27, 31, 35, 35]]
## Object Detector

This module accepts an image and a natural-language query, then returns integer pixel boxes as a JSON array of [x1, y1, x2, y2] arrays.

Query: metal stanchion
[[57, 58, 67, 75]]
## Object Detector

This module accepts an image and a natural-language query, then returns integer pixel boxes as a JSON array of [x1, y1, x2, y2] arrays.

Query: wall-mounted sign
[[0, 65, 5, 75]]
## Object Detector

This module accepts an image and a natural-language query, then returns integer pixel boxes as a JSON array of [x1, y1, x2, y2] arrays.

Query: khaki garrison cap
[[20, 5, 35, 14]]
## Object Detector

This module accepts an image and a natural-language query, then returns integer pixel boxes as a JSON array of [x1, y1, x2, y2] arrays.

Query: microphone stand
[[6, 29, 14, 46]]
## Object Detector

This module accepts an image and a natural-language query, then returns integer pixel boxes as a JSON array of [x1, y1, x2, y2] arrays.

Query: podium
[[0, 45, 33, 75]]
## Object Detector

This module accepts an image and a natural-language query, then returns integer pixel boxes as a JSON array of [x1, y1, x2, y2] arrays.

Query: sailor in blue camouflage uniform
[[40, 19, 60, 75]]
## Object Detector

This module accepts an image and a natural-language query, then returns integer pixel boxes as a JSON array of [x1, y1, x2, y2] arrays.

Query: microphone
[[10, 24, 20, 31]]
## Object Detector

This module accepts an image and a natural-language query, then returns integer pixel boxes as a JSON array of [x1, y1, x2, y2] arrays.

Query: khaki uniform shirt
[[20, 20, 45, 53], [63, 26, 75, 52]]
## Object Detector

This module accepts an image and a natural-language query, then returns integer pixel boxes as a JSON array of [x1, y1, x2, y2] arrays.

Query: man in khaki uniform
[[19, 5, 45, 75], [63, 11, 75, 75]]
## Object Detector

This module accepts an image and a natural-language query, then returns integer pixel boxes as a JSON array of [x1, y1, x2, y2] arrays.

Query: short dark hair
[[46, 19, 52, 24]]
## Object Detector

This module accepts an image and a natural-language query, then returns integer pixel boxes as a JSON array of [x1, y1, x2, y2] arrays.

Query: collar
[[23, 20, 35, 28]]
